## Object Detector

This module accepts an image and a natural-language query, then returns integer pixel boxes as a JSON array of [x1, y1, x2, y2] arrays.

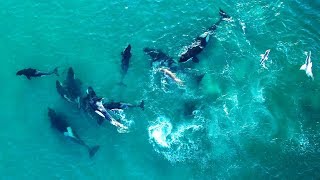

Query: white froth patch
[[223, 104, 229, 116], [148, 116, 203, 163], [110, 109, 133, 133], [239, 20, 246, 34], [148, 119, 172, 148]]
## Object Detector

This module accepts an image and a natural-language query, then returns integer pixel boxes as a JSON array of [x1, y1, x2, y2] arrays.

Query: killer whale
[[103, 100, 144, 110], [56, 67, 82, 105], [119, 44, 132, 86], [179, 9, 231, 63], [82, 87, 128, 129], [16, 67, 58, 80], [48, 108, 100, 158], [143, 47, 178, 71]]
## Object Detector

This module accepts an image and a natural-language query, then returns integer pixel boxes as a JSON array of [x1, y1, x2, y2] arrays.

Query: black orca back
[[87, 87, 97, 98], [121, 45, 132, 74], [103, 102, 122, 109], [143, 48, 177, 70], [56, 80, 68, 97], [144, 48, 168, 62], [48, 108, 68, 133], [122, 44, 132, 60], [64, 67, 82, 100], [16, 68, 36, 76]]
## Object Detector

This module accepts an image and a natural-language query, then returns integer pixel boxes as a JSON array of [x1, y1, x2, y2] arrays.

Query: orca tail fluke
[[219, 8, 231, 19], [89, 145, 100, 158], [53, 67, 59, 76], [140, 100, 145, 110]]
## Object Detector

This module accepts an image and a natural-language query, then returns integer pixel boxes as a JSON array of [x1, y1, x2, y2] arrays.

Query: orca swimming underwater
[[183, 101, 198, 118], [56, 80, 73, 103], [179, 9, 231, 63], [16, 67, 58, 80], [119, 44, 132, 86], [300, 51, 313, 79], [103, 100, 144, 110], [47, 108, 100, 158], [56, 67, 82, 105], [143, 48, 178, 71], [65, 67, 82, 99], [194, 73, 205, 85]]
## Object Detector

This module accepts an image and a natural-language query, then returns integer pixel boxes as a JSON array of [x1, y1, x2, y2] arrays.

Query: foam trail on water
[[110, 109, 133, 133], [148, 117, 172, 148], [148, 116, 203, 163]]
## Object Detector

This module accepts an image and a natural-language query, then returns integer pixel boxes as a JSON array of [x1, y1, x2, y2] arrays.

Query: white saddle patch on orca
[[206, 35, 210, 42], [95, 110, 106, 118], [199, 32, 210, 42], [96, 101, 107, 112], [64, 127, 75, 138]]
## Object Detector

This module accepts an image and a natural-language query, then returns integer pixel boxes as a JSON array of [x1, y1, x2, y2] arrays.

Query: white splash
[[148, 118, 172, 148], [110, 109, 134, 133], [148, 116, 203, 163], [239, 21, 246, 34]]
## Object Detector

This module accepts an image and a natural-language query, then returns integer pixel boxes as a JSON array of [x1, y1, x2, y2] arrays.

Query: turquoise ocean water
[[1, 0, 320, 179]]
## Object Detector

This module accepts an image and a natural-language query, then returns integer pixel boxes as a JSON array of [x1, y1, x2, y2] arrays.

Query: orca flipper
[[192, 57, 200, 63], [300, 64, 307, 71], [219, 8, 230, 19], [89, 145, 100, 158], [27, 75, 31, 80]]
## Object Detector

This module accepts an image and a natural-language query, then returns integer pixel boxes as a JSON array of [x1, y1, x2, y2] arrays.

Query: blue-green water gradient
[[0, 0, 320, 179]]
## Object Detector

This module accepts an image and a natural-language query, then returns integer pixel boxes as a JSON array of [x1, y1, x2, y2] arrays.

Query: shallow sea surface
[[0, 0, 320, 179]]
